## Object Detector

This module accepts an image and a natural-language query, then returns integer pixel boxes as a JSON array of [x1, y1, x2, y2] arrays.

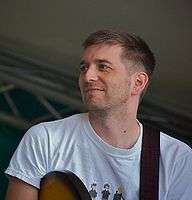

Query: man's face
[[78, 44, 135, 111]]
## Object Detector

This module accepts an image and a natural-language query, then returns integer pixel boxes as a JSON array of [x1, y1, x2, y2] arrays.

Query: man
[[5, 30, 192, 199]]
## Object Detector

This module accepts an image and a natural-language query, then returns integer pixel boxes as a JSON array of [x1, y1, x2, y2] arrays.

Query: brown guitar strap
[[139, 124, 160, 200]]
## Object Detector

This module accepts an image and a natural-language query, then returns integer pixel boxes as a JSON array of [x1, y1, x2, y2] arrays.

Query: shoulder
[[18, 113, 87, 150], [11, 114, 86, 156], [38, 113, 84, 129], [160, 132, 192, 173], [160, 133, 192, 198], [25, 113, 86, 138], [160, 132, 192, 156]]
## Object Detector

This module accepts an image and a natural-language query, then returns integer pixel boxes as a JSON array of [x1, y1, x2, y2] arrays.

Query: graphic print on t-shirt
[[89, 183, 125, 200], [113, 186, 125, 200], [89, 183, 98, 200], [101, 183, 111, 200]]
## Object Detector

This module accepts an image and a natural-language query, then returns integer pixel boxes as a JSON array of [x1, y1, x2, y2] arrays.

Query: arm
[[5, 124, 49, 198], [6, 176, 38, 200]]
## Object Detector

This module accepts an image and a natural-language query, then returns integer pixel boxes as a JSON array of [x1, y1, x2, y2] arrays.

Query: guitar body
[[39, 171, 91, 200]]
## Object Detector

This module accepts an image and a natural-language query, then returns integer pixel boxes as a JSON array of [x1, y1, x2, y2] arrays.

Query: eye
[[97, 63, 111, 71], [79, 63, 88, 73]]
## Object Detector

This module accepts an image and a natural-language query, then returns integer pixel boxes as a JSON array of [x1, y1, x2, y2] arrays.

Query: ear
[[131, 72, 149, 96]]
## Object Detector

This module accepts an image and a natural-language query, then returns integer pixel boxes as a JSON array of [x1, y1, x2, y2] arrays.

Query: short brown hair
[[82, 29, 155, 80]]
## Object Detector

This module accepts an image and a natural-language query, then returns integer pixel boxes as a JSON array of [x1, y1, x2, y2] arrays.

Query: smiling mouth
[[85, 88, 104, 92], [84, 89, 105, 98]]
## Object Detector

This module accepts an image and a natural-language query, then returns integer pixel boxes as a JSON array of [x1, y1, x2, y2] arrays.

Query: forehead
[[82, 44, 124, 62]]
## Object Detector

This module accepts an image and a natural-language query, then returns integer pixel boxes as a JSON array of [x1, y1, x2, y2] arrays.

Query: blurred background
[[0, 0, 192, 198]]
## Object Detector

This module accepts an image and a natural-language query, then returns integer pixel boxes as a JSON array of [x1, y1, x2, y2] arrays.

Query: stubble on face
[[79, 44, 135, 112], [82, 86, 107, 111]]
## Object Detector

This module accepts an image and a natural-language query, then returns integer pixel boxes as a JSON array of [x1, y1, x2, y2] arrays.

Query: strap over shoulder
[[139, 124, 160, 200]]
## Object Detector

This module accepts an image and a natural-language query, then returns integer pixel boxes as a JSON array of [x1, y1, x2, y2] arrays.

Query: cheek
[[78, 77, 83, 90], [113, 79, 132, 96], [112, 77, 130, 89], [78, 82, 84, 96]]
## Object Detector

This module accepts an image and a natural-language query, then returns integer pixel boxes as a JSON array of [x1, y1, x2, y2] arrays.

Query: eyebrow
[[95, 59, 112, 65], [80, 59, 112, 65], [79, 60, 86, 65]]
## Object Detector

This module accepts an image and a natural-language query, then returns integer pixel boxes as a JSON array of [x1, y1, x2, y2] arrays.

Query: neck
[[88, 105, 140, 149]]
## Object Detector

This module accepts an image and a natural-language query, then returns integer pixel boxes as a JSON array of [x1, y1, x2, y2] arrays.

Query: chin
[[85, 101, 106, 111], [86, 104, 103, 111]]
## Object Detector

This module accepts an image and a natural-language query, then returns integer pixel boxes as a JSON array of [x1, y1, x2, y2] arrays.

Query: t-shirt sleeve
[[167, 149, 192, 200], [5, 123, 50, 189]]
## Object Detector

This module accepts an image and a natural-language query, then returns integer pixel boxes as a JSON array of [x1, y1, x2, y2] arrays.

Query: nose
[[82, 66, 99, 82]]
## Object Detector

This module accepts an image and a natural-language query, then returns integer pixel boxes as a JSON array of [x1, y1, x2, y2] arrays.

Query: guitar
[[39, 171, 92, 200]]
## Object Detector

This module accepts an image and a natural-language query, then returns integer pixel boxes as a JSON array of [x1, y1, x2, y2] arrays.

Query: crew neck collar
[[82, 113, 143, 158]]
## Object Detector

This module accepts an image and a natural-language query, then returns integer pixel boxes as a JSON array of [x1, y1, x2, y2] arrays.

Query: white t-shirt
[[5, 113, 192, 200]]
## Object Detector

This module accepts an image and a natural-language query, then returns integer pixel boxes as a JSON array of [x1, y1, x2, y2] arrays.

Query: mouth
[[85, 88, 104, 92], [83, 88, 105, 98], [85, 87, 105, 95]]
